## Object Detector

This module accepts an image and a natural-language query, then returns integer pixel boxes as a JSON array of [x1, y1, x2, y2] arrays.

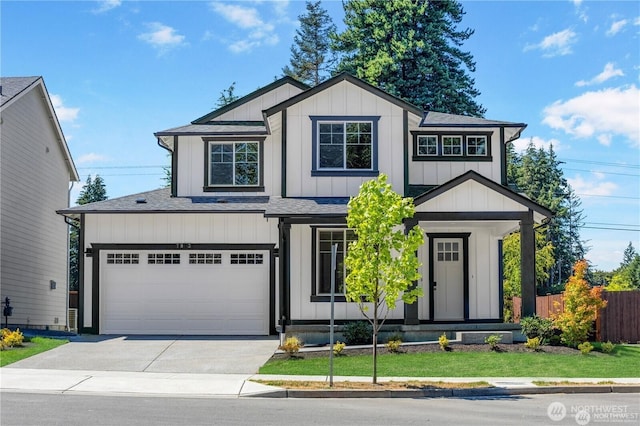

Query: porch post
[[404, 218, 420, 325], [278, 220, 291, 329], [520, 210, 536, 318]]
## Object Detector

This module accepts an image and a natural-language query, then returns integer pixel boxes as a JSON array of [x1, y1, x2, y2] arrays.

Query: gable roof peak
[[191, 75, 309, 124]]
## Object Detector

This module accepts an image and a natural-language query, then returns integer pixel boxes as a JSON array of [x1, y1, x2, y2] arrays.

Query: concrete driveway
[[5, 335, 280, 374]]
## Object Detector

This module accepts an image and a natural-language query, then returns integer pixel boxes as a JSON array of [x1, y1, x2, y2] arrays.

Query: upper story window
[[412, 132, 492, 162], [310, 116, 380, 177], [203, 138, 265, 192]]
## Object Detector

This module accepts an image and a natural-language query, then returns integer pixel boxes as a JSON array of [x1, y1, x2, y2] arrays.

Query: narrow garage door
[[100, 250, 269, 335]]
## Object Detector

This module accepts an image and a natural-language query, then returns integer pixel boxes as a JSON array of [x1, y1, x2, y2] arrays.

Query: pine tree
[[621, 242, 637, 268], [333, 0, 485, 116], [508, 142, 586, 292], [214, 82, 239, 109], [283, 1, 336, 86], [69, 175, 108, 291]]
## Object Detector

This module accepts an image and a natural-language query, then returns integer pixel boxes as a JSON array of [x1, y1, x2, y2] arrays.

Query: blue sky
[[2, 0, 638, 271]]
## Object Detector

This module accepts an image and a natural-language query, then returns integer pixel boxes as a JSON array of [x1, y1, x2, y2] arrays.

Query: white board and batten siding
[[417, 226, 502, 321], [288, 224, 405, 321], [283, 80, 419, 197], [81, 213, 278, 334], [176, 128, 281, 197], [0, 83, 72, 329], [214, 83, 306, 122]]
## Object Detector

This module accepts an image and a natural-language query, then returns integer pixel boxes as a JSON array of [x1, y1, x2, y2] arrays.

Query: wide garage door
[[100, 250, 269, 335]]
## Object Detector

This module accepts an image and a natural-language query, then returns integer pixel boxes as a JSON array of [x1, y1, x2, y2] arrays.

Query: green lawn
[[259, 345, 640, 378], [0, 337, 68, 367]]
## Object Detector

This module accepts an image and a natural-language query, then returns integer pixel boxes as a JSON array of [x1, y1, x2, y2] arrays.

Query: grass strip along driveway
[[259, 345, 640, 378], [0, 337, 68, 367]]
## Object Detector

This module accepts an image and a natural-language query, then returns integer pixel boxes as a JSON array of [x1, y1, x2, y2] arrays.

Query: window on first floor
[[315, 229, 357, 296], [310, 116, 380, 176]]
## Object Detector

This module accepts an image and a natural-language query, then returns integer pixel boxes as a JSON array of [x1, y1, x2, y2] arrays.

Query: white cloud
[[93, 0, 121, 14], [575, 62, 624, 87], [606, 19, 628, 36], [568, 174, 617, 198], [542, 85, 640, 146], [76, 153, 109, 165], [511, 136, 562, 153], [209, 1, 282, 53], [524, 29, 577, 57], [50, 94, 79, 122], [138, 22, 186, 54]]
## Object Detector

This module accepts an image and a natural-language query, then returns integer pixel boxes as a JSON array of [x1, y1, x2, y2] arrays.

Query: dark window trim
[[310, 115, 380, 176], [411, 131, 493, 162], [202, 137, 266, 192], [310, 225, 349, 303]]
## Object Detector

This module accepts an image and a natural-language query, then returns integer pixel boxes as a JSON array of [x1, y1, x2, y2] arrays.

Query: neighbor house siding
[[0, 85, 70, 329], [80, 212, 278, 329], [283, 80, 416, 197]]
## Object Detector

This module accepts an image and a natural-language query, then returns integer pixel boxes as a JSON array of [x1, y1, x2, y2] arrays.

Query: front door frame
[[427, 233, 470, 322]]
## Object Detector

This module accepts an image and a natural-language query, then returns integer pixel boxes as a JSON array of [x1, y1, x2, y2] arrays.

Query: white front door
[[433, 238, 464, 321]]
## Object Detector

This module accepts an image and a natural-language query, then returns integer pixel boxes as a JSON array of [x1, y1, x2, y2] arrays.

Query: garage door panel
[[101, 250, 270, 335]]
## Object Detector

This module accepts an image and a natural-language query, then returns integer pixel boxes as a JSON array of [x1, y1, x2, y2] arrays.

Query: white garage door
[[100, 250, 269, 335]]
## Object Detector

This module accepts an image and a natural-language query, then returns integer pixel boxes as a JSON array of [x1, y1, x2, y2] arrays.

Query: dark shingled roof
[[58, 188, 271, 215], [420, 111, 525, 127], [0, 77, 40, 107], [265, 197, 350, 217], [154, 122, 267, 136]]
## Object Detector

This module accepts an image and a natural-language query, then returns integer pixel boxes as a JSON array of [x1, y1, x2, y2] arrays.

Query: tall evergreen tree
[[283, 1, 336, 86], [214, 82, 239, 109], [621, 242, 637, 268], [69, 175, 108, 291], [333, 0, 485, 116], [508, 142, 586, 292]]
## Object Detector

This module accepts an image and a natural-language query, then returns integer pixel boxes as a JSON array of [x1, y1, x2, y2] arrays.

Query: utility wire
[[559, 158, 640, 169]]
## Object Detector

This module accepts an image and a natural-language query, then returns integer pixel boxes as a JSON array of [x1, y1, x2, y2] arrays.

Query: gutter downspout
[[156, 137, 176, 197], [65, 181, 75, 331]]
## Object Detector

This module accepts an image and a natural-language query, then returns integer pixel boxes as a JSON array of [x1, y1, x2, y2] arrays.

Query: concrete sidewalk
[[2, 368, 639, 398]]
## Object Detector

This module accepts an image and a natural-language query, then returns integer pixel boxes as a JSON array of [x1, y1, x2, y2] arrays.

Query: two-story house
[[59, 73, 551, 337]]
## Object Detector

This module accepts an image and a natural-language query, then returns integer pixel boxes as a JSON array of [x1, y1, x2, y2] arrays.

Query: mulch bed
[[271, 342, 599, 360]]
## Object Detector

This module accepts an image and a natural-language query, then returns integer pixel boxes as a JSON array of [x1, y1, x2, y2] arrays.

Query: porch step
[[456, 331, 513, 345]]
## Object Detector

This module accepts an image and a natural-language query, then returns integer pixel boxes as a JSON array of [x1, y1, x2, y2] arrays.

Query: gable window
[[204, 138, 264, 192], [466, 136, 487, 156], [311, 228, 356, 301], [417, 135, 438, 156], [411, 132, 492, 162], [442, 136, 463, 156], [310, 116, 380, 176]]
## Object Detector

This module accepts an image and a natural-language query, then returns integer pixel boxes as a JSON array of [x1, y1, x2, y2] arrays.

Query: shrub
[[485, 334, 502, 351], [332, 341, 346, 356], [438, 333, 450, 351], [279, 336, 302, 356], [385, 339, 402, 353], [553, 260, 607, 348], [1, 328, 24, 348], [578, 341, 593, 355], [600, 341, 615, 354], [520, 315, 554, 344], [524, 336, 541, 351], [342, 321, 372, 345]]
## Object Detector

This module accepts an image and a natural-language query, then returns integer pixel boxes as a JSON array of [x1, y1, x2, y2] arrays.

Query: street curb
[[242, 385, 640, 399]]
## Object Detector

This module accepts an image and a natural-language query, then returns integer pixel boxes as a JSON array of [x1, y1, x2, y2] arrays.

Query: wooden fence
[[513, 290, 640, 343]]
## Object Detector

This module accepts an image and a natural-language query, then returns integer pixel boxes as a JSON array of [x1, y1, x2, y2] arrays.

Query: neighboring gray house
[[1, 76, 79, 330], [60, 73, 551, 337]]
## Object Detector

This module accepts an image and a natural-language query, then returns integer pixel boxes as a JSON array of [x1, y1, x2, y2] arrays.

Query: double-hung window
[[205, 139, 264, 191], [310, 116, 380, 176], [311, 228, 357, 301]]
